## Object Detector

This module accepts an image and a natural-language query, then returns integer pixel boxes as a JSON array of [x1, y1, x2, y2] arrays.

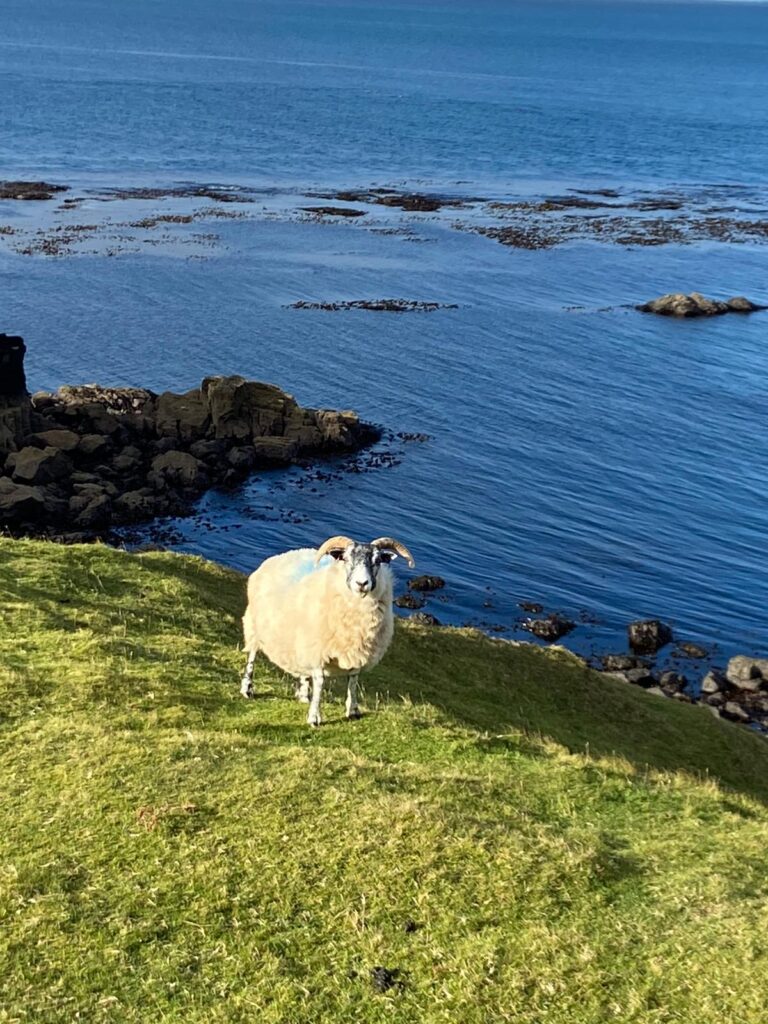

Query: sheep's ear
[[328, 548, 346, 561]]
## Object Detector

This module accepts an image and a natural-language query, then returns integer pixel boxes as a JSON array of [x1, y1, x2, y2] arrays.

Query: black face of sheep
[[317, 536, 416, 598]]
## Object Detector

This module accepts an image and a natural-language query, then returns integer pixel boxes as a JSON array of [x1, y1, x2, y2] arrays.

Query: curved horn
[[315, 535, 355, 563], [371, 537, 416, 568]]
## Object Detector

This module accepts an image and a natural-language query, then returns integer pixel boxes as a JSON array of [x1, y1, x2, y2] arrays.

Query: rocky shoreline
[[0, 334, 379, 541]]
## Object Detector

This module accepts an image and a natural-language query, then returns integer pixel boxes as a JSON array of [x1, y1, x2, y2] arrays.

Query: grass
[[1, 537, 768, 1023]]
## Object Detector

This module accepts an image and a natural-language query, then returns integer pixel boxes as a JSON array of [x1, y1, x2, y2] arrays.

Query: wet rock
[[289, 299, 458, 313], [518, 601, 543, 613], [226, 446, 257, 472], [523, 614, 575, 642], [394, 593, 426, 610], [11, 446, 72, 485], [409, 612, 441, 627], [624, 667, 656, 687], [627, 619, 673, 655], [408, 575, 446, 592], [189, 439, 227, 461], [637, 292, 764, 317], [251, 437, 300, 464], [300, 206, 367, 218], [704, 691, 726, 707], [674, 641, 708, 659], [725, 655, 768, 692]]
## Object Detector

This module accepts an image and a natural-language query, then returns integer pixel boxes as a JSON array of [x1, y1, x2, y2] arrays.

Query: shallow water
[[3, 0, 768, 670]]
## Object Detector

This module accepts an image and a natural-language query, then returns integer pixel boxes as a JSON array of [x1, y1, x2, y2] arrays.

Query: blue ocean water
[[2, 0, 768, 667]]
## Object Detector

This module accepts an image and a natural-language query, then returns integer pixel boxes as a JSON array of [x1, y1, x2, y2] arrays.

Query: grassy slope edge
[[1, 538, 767, 1023]]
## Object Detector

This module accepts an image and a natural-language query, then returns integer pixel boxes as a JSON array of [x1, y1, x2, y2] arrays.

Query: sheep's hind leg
[[307, 668, 324, 727], [240, 650, 257, 699], [346, 674, 361, 720], [296, 676, 311, 703]]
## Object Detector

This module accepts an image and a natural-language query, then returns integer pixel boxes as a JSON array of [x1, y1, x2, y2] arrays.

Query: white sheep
[[240, 535, 415, 725]]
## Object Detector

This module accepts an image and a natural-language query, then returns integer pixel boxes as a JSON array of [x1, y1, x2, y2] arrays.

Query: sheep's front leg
[[346, 674, 361, 720], [296, 676, 311, 703], [307, 668, 324, 727], [240, 650, 257, 698]]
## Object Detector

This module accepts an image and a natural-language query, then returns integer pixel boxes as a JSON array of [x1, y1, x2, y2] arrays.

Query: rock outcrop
[[0, 360, 380, 538], [637, 293, 765, 317]]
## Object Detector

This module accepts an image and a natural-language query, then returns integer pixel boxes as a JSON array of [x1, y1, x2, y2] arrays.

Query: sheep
[[240, 535, 415, 726]]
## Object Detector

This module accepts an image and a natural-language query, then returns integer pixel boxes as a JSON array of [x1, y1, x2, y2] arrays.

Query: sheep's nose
[[356, 580, 370, 593]]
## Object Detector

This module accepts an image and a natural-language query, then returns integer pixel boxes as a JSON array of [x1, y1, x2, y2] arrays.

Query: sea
[[2, 0, 768, 671]]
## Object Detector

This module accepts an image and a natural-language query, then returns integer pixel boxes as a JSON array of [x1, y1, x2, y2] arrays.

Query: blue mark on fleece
[[289, 552, 333, 585]]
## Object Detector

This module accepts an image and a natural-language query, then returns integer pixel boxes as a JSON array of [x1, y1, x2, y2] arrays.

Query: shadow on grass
[[373, 625, 768, 806]]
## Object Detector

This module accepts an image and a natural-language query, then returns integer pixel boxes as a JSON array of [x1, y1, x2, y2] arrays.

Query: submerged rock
[[725, 655, 768, 692], [408, 575, 446, 592]]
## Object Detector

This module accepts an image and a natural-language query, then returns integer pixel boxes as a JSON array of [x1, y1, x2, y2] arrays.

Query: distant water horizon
[[3, 0, 768, 676]]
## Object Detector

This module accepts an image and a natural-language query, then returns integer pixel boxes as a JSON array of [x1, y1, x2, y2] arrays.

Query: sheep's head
[[315, 535, 415, 597]]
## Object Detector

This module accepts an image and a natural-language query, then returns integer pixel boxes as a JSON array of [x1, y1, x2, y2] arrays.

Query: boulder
[[701, 671, 725, 695], [155, 388, 210, 441], [725, 655, 768, 692], [522, 615, 575, 642], [600, 654, 649, 672], [659, 671, 687, 693], [0, 477, 47, 523], [726, 296, 762, 312], [394, 593, 426, 610], [190, 439, 227, 462], [11, 446, 72, 485], [73, 494, 112, 530], [251, 437, 299, 464], [722, 701, 751, 724], [674, 641, 707, 659], [150, 450, 208, 490], [408, 575, 446, 592], [627, 619, 673, 655], [30, 428, 80, 452], [78, 434, 111, 459], [409, 612, 441, 627], [114, 491, 158, 522]]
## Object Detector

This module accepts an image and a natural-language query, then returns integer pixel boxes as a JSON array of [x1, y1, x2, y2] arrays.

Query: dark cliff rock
[[0, 354, 380, 539]]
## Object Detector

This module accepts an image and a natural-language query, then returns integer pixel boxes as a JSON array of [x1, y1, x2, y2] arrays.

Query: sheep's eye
[[378, 551, 394, 564]]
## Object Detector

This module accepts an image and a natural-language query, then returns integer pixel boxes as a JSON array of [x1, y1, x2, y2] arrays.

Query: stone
[[408, 575, 446, 592], [600, 654, 649, 672], [0, 477, 46, 523], [722, 701, 751, 723], [78, 434, 111, 459], [112, 451, 143, 475], [646, 686, 666, 698], [701, 671, 725, 694], [11, 446, 72, 485], [726, 296, 762, 312], [409, 612, 441, 626], [114, 491, 158, 521], [627, 619, 673, 655], [74, 494, 112, 530], [726, 656, 768, 692], [189, 439, 227, 461], [150, 450, 208, 490], [394, 593, 425, 610], [155, 388, 210, 441], [201, 375, 295, 441], [659, 671, 687, 693], [624, 668, 655, 687], [30, 428, 81, 452], [226, 446, 256, 472], [522, 615, 575, 642], [674, 641, 708, 659]]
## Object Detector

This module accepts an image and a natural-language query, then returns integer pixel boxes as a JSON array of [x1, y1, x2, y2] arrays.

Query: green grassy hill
[[1, 538, 768, 1023]]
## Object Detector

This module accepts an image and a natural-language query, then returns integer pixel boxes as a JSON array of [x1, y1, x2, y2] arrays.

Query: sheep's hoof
[[296, 692, 311, 704], [346, 708, 362, 721], [307, 713, 322, 727], [240, 680, 253, 699]]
